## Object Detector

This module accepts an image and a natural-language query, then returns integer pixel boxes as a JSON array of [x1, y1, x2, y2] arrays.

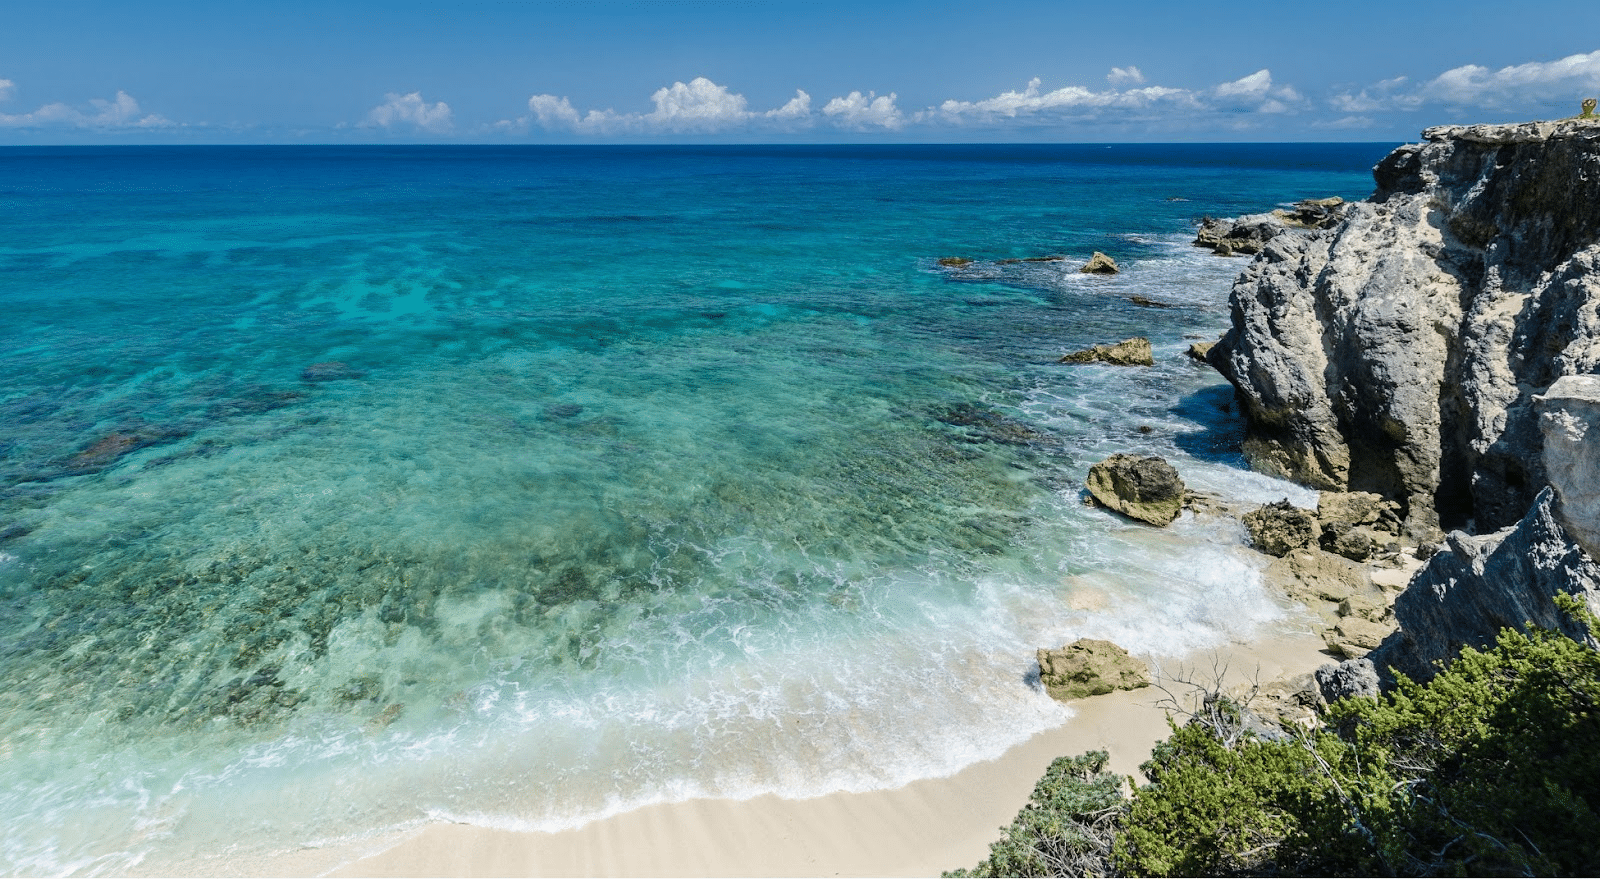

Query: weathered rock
[[1323, 616, 1392, 658], [1369, 487, 1600, 684], [1059, 337, 1153, 366], [1208, 120, 1600, 539], [1315, 657, 1381, 702], [1184, 340, 1215, 362], [1080, 251, 1120, 274], [1538, 374, 1600, 562], [1242, 499, 1318, 557], [1085, 454, 1185, 525], [1315, 491, 1400, 561], [1036, 638, 1150, 701], [1264, 547, 1373, 611], [1192, 199, 1347, 256]]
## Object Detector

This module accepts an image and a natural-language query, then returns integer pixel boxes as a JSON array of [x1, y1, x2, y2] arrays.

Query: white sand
[[217, 628, 1332, 878]]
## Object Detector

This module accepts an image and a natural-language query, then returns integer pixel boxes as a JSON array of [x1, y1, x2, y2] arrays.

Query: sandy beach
[[203, 622, 1335, 878]]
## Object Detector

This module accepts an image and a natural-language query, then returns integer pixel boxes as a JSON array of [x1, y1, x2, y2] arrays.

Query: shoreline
[[214, 621, 1341, 878]]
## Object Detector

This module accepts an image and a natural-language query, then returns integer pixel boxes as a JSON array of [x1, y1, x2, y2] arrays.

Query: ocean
[[0, 142, 1392, 874]]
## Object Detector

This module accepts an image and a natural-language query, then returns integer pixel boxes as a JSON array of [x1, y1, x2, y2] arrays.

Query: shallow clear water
[[0, 143, 1391, 874]]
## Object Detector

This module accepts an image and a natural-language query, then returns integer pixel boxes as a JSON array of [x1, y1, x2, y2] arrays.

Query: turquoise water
[[0, 144, 1390, 873]]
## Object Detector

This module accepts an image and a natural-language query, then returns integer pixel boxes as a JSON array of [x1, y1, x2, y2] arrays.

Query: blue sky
[[2, 0, 1598, 143]]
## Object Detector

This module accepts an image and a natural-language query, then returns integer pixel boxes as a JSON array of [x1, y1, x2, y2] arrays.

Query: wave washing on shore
[[0, 144, 1389, 874]]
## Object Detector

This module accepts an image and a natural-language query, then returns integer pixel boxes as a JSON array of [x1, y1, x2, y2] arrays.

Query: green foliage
[[946, 750, 1125, 878], [953, 598, 1600, 876], [1115, 597, 1600, 876]]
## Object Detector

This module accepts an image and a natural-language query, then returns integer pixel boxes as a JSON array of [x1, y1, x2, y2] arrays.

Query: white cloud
[[523, 77, 824, 135], [821, 90, 902, 129], [0, 86, 172, 129], [1107, 66, 1145, 87], [1331, 50, 1600, 113], [364, 92, 453, 133], [931, 69, 1302, 126]]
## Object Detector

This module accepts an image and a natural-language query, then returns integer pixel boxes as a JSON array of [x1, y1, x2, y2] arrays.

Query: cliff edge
[[1208, 118, 1600, 540]]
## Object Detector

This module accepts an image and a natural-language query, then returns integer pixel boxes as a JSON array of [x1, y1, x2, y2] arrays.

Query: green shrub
[[947, 750, 1125, 877]]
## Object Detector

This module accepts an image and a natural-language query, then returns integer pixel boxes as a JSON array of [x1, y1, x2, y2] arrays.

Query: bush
[[946, 750, 1125, 877]]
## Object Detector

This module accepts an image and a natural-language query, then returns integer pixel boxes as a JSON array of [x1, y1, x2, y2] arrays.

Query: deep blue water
[[0, 142, 1392, 874]]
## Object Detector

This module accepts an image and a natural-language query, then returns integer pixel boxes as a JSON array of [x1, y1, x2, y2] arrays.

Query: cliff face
[[1209, 120, 1600, 539]]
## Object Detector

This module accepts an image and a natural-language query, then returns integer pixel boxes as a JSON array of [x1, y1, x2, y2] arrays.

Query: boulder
[[1314, 658, 1381, 702], [1184, 340, 1215, 362], [1242, 500, 1318, 557], [1059, 337, 1153, 366], [1079, 252, 1120, 274], [1036, 638, 1150, 701], [1085, 454, 1185, 526]]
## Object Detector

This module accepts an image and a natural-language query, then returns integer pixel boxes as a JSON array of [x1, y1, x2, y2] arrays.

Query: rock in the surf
[[1036, 638, 1151, 701], [1243, 499, 1318, 557], [1079, 251, 1120, 274], [1059, 337, 1153, 366], [1086, 454, 1185, 525]]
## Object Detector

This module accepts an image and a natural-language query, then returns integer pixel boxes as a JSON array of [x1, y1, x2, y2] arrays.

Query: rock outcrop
[[1059, 337, 1153, 366], [1242, 500, 1318, 557], [1085, 454, 1185, 525], [1207, 119, 1600, 539], [1193, 197, 1348, 256], [1080, 251, 1120, 274], [1036, 638, 1151, 701]]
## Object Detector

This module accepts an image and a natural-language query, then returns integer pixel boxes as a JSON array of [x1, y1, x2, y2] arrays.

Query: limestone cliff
[[1208, 119, 1600, 539]]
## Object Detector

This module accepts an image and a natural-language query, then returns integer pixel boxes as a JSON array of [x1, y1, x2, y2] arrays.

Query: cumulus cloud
[[821, 90, 902, 129], [1107, 66, 1145, 87], [520, 77, 822, 135], [931, 68, 1304, 126], [364, 92, 454, 133], [1332, 50, 1600, 113], [0, 85, 172, 129]]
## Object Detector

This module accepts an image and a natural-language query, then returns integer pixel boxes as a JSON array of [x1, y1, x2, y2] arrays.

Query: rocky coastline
[[1057, 116, 1600, 713]]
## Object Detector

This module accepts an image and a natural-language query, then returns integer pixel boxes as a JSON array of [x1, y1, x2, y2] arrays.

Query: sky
[[2, 0, 1599, 144]]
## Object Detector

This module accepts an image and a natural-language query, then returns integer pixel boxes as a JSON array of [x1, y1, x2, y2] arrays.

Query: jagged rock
[[1085, 454, 1185, 525], [1538, 374, 1600, 562], [1036, 638, 1150, 701], [1275, 196, 1346, 229], [1059, 337, 1153, 366], [1315, 658, 1381, 702], [1242, 500, 1318, 557], [1080, 252, 1120, 274], [1370, 487, 1600, 684], [1208, 120, 1600, 539]]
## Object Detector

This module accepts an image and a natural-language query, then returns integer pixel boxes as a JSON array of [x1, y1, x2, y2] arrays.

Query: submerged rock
[[1085, 454, 1185, 526], [937, 257, 974, 267], [1079, 252, 1120, 274], [1036, 638, 1150, 701], [1059, 337, 1153, 366], [1243, 500, 1318, 557], [68, 432, 149, 471], [300, 361, 365, 382], [932, 402, 1049, 446]]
